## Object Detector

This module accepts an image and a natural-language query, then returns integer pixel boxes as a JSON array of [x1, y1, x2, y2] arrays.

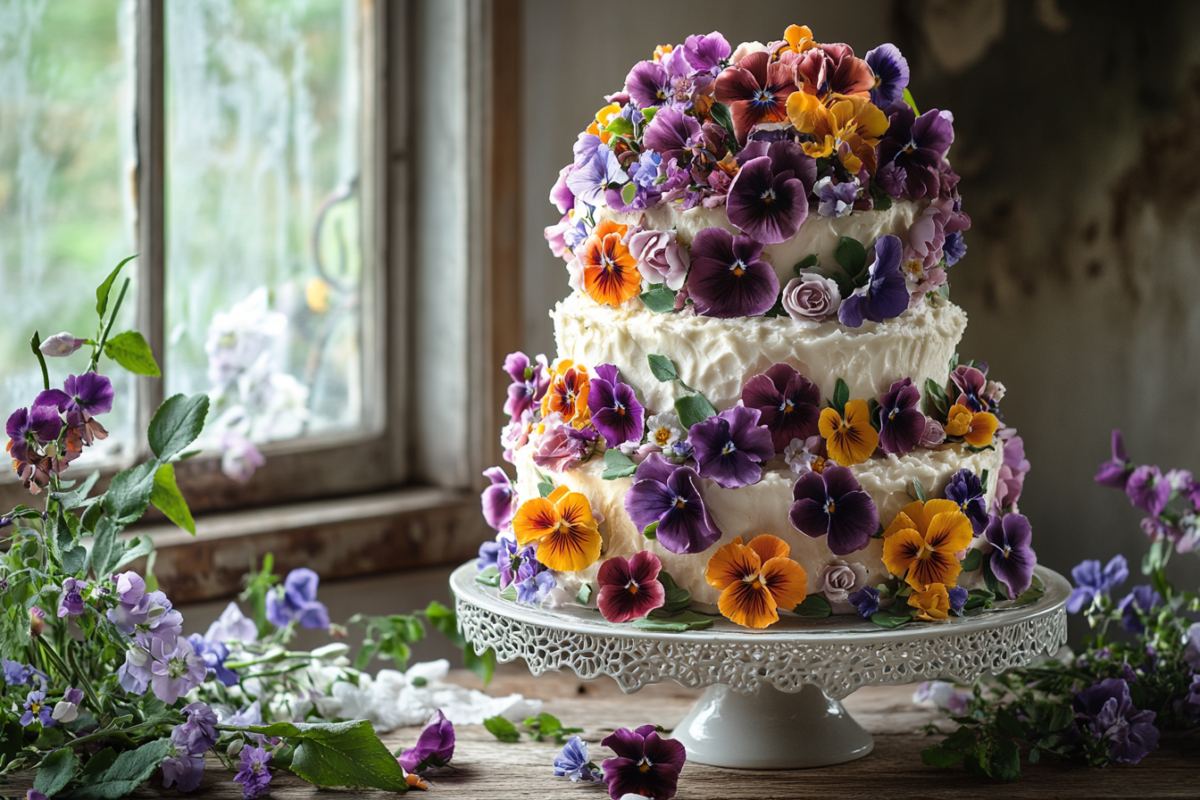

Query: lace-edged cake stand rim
[[451, 563, 1070, 769]]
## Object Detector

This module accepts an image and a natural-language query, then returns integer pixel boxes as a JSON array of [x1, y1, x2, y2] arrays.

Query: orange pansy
[[881, 499, 973, 590], [512, 485, 601, 573], [818, 399, 880, 466], [542, 359, 591, 429], [944, 404, 999, 447], [782, 24, 819, 54], [577, 220, 641, 307], [908, 583, 951, 621], [786, 92, 888, 174], [705, 535, 807, 629]]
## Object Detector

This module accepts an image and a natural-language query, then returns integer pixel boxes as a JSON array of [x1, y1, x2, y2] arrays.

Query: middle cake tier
[[552, 292, 968, 415]]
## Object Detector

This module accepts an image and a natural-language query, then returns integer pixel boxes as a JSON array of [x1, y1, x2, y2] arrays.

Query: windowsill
[[129, 486, 484, 604]]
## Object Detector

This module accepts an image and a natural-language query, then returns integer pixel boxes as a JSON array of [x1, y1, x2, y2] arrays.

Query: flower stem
[[90, 277, 130, 373], [29, 331, 50, 392]]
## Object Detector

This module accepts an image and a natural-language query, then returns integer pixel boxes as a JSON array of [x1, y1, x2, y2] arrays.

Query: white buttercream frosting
[[514, 442, 1001, 609], [553, 292, 967, 414]]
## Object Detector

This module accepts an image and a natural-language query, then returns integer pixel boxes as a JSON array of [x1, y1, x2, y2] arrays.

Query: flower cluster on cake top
[[543, 25, 970, 327]]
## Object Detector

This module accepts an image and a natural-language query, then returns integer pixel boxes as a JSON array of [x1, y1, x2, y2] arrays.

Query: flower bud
[[310, 642, 349, 660], [227, 738, 245, 758], [29, 606, 45, 637], [39, 331, 87, 357]]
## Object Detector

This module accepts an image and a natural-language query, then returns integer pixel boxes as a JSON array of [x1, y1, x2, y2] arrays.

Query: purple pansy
[[849, 586, 881, 618], [234, 746, 273, 799], [601, 724, 687, 800], [740, 363, 821, 453], [3, 660, 47, 687], [1067, 554, 1129, 613], [726, 141, 816, 245], [481, 467, 518, 531], [6, 405, 66, 490], [949, 366, 987, 413], [554, 734, 603, 782], [567, 143, 628, 207], [865, 43, 909, 108], [516, 567, 556, 607], [878, 378, 924, 455], [789, 465, 879, 555], [497, 537, 531, 589], [815, 176, 858, 218], [983, 513, 1036, 597], [687, 405, 774, 489], [876, 105, 955, 201], [1072, 678, 1159, 764], [948, 586, 968, 613], [945, 469, 988, 535], [624, 60, 673, 109], [624, 454, 721, 554], [643, 106, 702, 158], [36, 373, 114, 445], [686, 227, 780, 318], [477, 539, 502, 572], [943, 231, 967, 266], [1125, 465, 1170, 517], [57, 577, 88, 618], [993, 430, 1030, 511], [266, 568, 330, 630], [1118, 585, 1162, 635], [186, 634, 239, 687], [837, 235, 909, 328], [681, 31, 731, 81], [503, 351, 549, 421], [588, 364, 646, 447], [150, 636, 207, 704], [399, 709, 456, 773], [20, 690, 55, 727]]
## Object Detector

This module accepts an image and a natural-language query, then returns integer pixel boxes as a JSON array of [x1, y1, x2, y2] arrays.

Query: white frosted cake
[[477, 24, 1036, 630]]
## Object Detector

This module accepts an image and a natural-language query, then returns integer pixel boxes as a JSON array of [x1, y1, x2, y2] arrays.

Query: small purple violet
[[837, 235, 909, 328], [398, 709, 456, 773], [624, 454, 721, 554], [554, 734, 603, 782], [688, 405, 774, 489], [234, 746, 273, 799], [265, 568, 330, 630], [481, 466, 518, 531], [983, 513, 1036, 598], [588, 364, 646, 448], [878, 378, 925, 456], [1072, 678, 1160, 764], [945, 469, 988, 535]]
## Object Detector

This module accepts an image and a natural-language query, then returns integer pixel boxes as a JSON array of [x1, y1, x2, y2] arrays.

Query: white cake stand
[[451, 563, 1070, 769]]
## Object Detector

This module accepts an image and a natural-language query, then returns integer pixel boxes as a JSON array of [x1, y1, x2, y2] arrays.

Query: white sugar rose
[[628, 230, 690, 290], [817, 559, 869, 609], [782, 273, 841, 327]]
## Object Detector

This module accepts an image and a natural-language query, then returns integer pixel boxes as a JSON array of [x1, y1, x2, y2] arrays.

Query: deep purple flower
[[1072, 678, 1159, 764], [1067, 555, 1129, 614], [814, 176, 858, 218], [20, 690, 55, 727], [57, 577, 88, 618], [589, 364, 646, 447], [234, 746, 272, 799], [6, 406, 66, 489], [171, 702, 219, 754], [554, 734, 603, 782], [162, 751, 205, 792], [567, 144, 628, 207], [643, 106, 702, 158], [1125, 465, 1170, 517], [688, 406, 774, 489], [150, 636, 207, 704], [503, 351, 549, 421], [878, 378, 924, 455], [945, 469, 988, 535], [186, 634, 239, 687], [399, 709, 456, 773], [597, 551, 666, 623], [265, 568, 330, 630], [686, 227, 780, 318], [1095, 429, 1133, 489], [601, 724, 686, 800], [27, 790, 48, 800], [948, 586, 968, 613], [849, 586, 880, 618], [726, 141, 815, 245], [624, 454, 721, 554], [865, 43, 909, 108], [876, 105, 955, 201], [1118, 585, 1162, 635], [681, 31, 731, 80], [789, 465, 879, 555], [625, 60, 673, 109], [943, 231, 967, 266], [37, 373, 114, 446], [984, 513, 1036, 597], [1178, 673, 1200, 721], [837, 235, 909, 328], [740, 363, 820, 453], [481, 466, 518, 531]]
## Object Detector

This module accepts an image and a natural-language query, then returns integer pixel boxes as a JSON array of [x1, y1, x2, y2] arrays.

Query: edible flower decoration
[[740, 363, 821, 453], [1095, 429, 1134, 490], [706, 535, 807, 629], [480, 467, 517, 531], [585, 103, 622, 145], [864, 43, 909, 108], [818, 399, 879, 467], [792, 43, 874, 102], [588, 364, 645, 447], [837, 234, 909, 328], [686, 227, 780, 318], [788, 465, 879, 555], [908, 583, 951, 621], [597, 551, 666, 623], [943, 403, 998, 447], [726, 140, 816, 245], [713, 50, 794, 144], [945, 468, 988, 535], [876, 104, 954, 201], [688, 405, 775, 489], [502, 351, 549, 422], [625, 453, 722, 554], [983, 512, 1036, 597], [878, 378, 924, 456], [881, 500, 973, 590], [949, 365, 988, 413], [542, 359, 592, 429], [786, 92, 887, 175], [576, 220, 641, 308], [513, 486, 601, 573], [600, 725, 687, 800]]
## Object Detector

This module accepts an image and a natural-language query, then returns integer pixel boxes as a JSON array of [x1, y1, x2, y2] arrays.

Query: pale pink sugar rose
[[817, 559, 869, 613], [730, 40, 769, 64], [919, 417, 946, 448], [782, 274, 841, 327], [627, 229, 690, 290]]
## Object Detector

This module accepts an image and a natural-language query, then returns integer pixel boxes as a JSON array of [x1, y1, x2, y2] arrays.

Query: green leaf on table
[[79, 747, 119, 781], [921, 744, 964, 768], [657, 570, 690, 612], [71, 739, 170, 800], [476, 566, 501, 587], [640, 284, 677, 313], [484, 715, 521, 743], [34, 745, 80, 797], [95, 255, 138, 319], [602, 448, 638, 480], [52, 470, 100, 511], [991, 738, 1021, 782], [150, 463, 195, 535], [960, 548, 982, 573], [793, 594, 833, 618], [647, 354, 679, 383], [148, 393, 210, 460], [871, 608, 915, 629], [675, 394, 716, 429], [103, 331, 160, 377], [104, 461, 157, 526], [832, 378, 850, 416], [238, 720, 408, 791]]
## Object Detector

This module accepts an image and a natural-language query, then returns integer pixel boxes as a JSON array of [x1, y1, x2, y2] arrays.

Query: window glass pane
[[0, 0, 138, 466], [165, 0, 365, 451]]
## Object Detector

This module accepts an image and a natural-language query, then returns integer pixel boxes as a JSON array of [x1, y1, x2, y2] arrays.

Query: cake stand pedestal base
[[671, 684, 873, 769]]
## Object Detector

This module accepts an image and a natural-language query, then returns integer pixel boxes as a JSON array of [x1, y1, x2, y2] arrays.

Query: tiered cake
[[478, 25, 1035, 630]]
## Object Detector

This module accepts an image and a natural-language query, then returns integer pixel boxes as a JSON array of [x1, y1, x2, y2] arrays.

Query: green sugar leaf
[[793, 253, 819, 275], [657, 570, 691, 612], [834, 236, 867, 280], [576, 582, 593, 605], [871, 608, 916, 629], [647, 353, 679, 382], [675, 394, 716, 429], [709, 101, 735, 136], [640, 285, 677, 313], [476, 566, 501, 587], [960, 548, 983, 573], [902, 87, 920, 116], [832, 378, 850, 416], [605, 117, 634, 136], [621, 182, 638, 206], [602, 448, 638, 480], [793, 594, 833, 618], [642, 521, 659, 540]]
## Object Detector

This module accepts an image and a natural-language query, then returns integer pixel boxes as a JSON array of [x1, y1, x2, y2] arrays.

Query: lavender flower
[[497, 537, 531, 589], [1095, 430, 1134, 489], [516, 568, 556, 607], [814, 176, 858, 218], [57, 577, 88, 618], [625, 454, 721, 554], [624, 60, 673, 109], [149, 636, 207, 704], [643, 106, 702, 158], [234, 746, 273, 799], [865, 43, 909, 108], [398, 709, 456, 773], [567, 144, 628, 207], [945, 469, 988, 535], [172, 702, 219, 754], [477, 539, 502, 572], [3, 660, 46, 687], [203, 601, 258, 644], [1117, 585, 1162, 635], [502, 351, 549, 421], [162, 749, 206, 792], [1072, 678, 1159, 764], [877, 105, 955, 201], [943, 231, 967, 265], [51, 686, 85, 723], [39, 331, 87, 357], [1185, 623, 1200, 670], [554, 734, 603, 782], [20, 690, 55, 727], [837, 235, 909, 328], [948, 587, 968, 613], [186, 634, 239, 687], [914, 681, 971, 714], [688, 405, 774, 489], [265, 568, 330, 630], [589, 365, 646, 447]]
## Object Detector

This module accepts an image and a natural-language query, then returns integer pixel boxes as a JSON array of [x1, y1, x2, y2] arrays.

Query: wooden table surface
[[6, 665, 1195, 799]]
